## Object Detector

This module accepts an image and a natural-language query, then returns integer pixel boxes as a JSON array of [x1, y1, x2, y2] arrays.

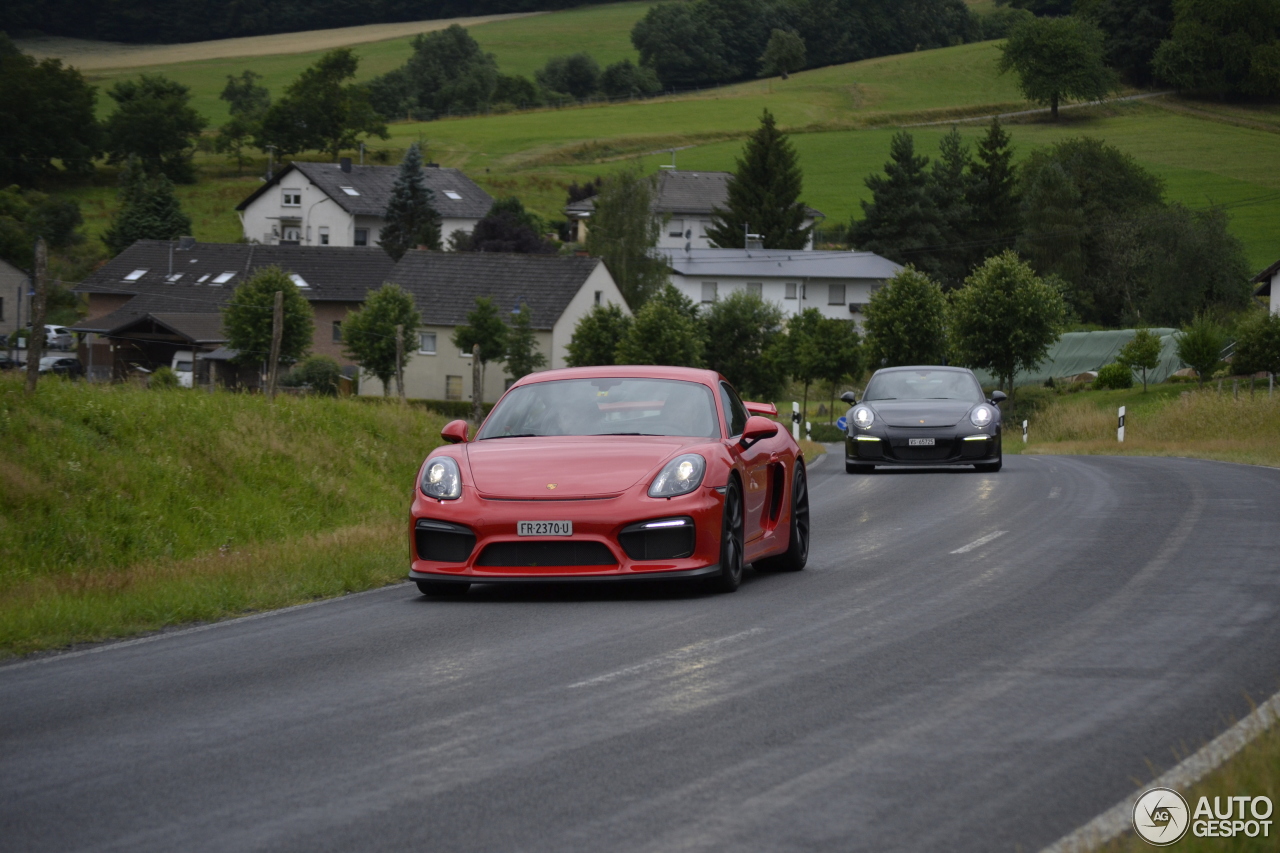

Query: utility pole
[[24, 238, 47, 395], [471, 343, 482, 425], [266, 290, 283, 399], [395, 323, 405, 402]]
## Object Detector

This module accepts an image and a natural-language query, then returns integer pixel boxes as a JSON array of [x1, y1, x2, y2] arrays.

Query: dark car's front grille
[[889, 441, 955, 461], [476, 540, 617, 567], [619, 518, 696, 561], [415, 520, 476, 562]]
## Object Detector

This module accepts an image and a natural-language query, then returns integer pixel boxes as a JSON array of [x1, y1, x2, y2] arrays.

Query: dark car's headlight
[[970, 405, 994, 428], [421, 456, 462, 500], [852, 406, 874, 429], [648, 454, 706, 498]]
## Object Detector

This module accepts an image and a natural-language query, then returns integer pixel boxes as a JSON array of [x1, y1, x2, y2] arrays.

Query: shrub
[[1094, 362, 1133, 390], [149, 366, 180, 389], [284, 355, 342, 396]]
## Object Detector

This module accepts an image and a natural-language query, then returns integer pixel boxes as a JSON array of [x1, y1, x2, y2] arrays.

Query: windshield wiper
[[593, 432, 664, 436], [481, 433, 540, 440]]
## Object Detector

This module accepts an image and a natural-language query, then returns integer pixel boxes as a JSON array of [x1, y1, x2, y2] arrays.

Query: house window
[[282, 189, 301, 207], [195, 274, 211, 284], [282, 227, 301, 243], [319, 227, 330, 246], [418, 332, 437, 355], [701, 282, 718, 303], [785, 282, 798, 299], [354, 229, 368, 247], [445, 375, 463, 400], [829, 284, 846, 305], [332, 321, 342, 343], [746, 282, 762, 297], [165, 273, 183, 283], [669, 218, 685, 238], [594, 290, 602, 306], [0, 297, 4, 321]]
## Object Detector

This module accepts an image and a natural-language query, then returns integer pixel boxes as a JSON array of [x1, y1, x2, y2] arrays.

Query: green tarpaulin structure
[[973, 329, 1183, 389]]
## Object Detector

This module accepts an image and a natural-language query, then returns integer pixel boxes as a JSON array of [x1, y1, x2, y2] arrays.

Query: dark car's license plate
[[518, 521, 572, 536], [908, 438, 936, 446]]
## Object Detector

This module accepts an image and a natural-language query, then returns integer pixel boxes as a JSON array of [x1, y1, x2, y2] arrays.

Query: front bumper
[[408, 485, 726, 582], [846, 427, 1001, 467]]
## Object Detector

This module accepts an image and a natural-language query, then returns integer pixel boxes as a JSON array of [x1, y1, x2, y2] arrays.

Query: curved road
[[3, 455, 1280, 852]]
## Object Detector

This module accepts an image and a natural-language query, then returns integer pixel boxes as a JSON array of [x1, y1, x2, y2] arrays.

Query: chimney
[[425, 162, 440, 168], [178, 236, 196, 250], [340, 157, 352, 172]]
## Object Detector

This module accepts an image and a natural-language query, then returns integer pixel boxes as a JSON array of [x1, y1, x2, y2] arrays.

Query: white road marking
[[950, 530, 1008, 554], [568, 628, 765, 689], [1040, 686, 1280, 853], [1048, 487, 1062, 499]]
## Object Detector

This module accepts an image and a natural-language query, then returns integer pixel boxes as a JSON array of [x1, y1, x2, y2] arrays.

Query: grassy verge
[[0, 376, 446, 657]]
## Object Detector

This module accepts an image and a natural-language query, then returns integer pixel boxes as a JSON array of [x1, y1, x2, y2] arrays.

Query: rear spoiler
[[744, 401, 777, 417]]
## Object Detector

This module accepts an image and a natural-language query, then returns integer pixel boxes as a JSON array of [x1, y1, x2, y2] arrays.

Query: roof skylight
[[211, 272, 236, 285], [166, 273, 183, 283], [289, 273, 311, 289], [124, 269, 148, 281], [339, 186, 360, 196], [196, 274, 210, 284], [443, 190, 462, 200]]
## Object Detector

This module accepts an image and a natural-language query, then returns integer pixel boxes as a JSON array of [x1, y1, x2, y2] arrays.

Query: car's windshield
[[862, 370, 983, 403], [477, 378, 720, 439]]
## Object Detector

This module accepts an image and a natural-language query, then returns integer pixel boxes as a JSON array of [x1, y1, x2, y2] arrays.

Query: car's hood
[[464, 436, 696, 499], [866, 400, 977, 428]]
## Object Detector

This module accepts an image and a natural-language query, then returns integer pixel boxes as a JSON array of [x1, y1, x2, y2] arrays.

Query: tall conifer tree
[[101, 157, 193, 256], [849, 131, 945, 279], [705, 109, 811, 250], [378, 143, 442, 260], [966, 118, 1019, 258]]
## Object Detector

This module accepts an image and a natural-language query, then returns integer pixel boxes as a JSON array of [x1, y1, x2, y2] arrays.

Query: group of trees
[[851, 123, 1253, 328]]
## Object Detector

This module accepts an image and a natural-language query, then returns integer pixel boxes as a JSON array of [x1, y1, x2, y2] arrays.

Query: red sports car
[[408, 366, 809, 595]]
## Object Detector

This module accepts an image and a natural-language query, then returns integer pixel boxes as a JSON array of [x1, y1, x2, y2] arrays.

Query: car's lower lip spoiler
[[409, 565, 721, 583]]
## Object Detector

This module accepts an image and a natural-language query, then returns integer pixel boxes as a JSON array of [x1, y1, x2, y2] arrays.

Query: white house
[[0, 257, 30, 344], [1253, 258, 1279, 316], [369, 251, 629, 402], [236, 159, 493, 249], [660, 248, 902, 324], [565, 170, 824, 251]]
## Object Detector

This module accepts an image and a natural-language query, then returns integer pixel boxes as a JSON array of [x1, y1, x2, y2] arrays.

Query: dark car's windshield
[[862, 369, 984, 403], [477, 378, 720, 439]]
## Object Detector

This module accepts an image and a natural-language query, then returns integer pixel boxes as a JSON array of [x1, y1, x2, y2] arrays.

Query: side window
[[719, 382, 748, 438]]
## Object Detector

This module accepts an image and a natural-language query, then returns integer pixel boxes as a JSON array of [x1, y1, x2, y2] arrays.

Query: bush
[[808, 423, 845, 442], [149, 366, 180, 389], [1094, 362, 1134, 390], [283, 355, 342, 396]]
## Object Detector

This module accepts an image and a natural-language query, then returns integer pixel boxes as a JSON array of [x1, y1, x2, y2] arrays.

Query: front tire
[[756, 463, 809, 572], [707, 478, 745, 593], [416, 581, 470, 596]]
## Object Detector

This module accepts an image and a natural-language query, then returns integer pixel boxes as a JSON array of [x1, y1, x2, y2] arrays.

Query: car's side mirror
[[741, 415, 779, 445], [840, 391, 858, 405], [990, 390, 1007, 405], [440, 419, 469, 444]]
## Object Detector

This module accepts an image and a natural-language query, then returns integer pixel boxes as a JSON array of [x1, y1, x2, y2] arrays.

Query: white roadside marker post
[[792, 401, 800, 442], [806, 420, 811, 441], [1117, 405, 1126, 443], [1022, 419, 1028, 443]]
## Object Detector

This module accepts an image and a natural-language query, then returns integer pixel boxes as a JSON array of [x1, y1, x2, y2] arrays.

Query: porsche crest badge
[[547, 483, 557, 490]]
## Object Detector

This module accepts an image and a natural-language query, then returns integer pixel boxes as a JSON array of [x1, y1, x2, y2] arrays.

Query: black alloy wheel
[[708, 478, 745, 593], [757, 463, 809, 572], [416, 581, 470, 596]]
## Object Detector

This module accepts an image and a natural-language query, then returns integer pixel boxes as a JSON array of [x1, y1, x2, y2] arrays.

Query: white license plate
[[518, 520, 573, 536], [908, 438, 936, 446]]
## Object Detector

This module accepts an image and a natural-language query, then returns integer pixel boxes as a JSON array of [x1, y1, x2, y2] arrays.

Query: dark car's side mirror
[[990, 390, 1007, 405], [440, 419, 470, 444], [741, 415, 779, 445], [840, 391, 858, 405]]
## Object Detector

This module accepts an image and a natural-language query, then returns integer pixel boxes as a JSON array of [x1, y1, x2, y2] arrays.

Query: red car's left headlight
[[420, 456, 462, 500]]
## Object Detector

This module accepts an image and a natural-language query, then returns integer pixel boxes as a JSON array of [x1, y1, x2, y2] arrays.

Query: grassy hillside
[[0, 376, 445, 655]]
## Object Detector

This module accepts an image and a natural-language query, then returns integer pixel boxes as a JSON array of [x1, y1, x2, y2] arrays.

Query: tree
[[492, 74, 543, 108], [0, 34, 100, 186], [101, 158, 193, 256], [216, 70, 270, 173], [998, 16, 1118, 120], [342, 283, 420, 396], [370, 25, 498, 121], [1174, 313, 1227, 385], [259, 48, 387, 159], [0, 185, 83, 268], [949, 251, 1067, 399], [102, 74, 206, 183], [815, 317, 864, 421], [377, 144, 443, 260], [566, 303, 634, 367], [780, 308, 825, 420], [1116, 328, 1163, 391], [702, 290, 789, 400], [1232, 312, 1280, 377], [461, 197, 555, 254], [222, 265, 315, 371], [585, 165, 668, 308], [760, 29, 806, 79], [966, 118, 1020, 265], [504, 303, 548, 382], [863, 267, 950, 368], [536, 54, 602, 100], [1153, 0, 1280, 98], [615, 285, 705, 367], [705, 109, 812, 251], [631, 1, 736, 89], [600, 60, 662, 98], [1077, 0, 1175, 87], [929, 127, 978, 287], [849, 131, 946, 280], [452, 296, 508, 398]]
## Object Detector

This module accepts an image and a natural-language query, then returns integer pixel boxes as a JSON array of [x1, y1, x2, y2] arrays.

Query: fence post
[[1117, 406, 1125, 443]]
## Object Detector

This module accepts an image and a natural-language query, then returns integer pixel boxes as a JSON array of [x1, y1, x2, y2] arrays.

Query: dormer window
[[283, 189, 302, 206], [339, 186, 360, 196], [211, 272, 236, 285], [124, 269, 148, 281], [443, 190, 462, 200]]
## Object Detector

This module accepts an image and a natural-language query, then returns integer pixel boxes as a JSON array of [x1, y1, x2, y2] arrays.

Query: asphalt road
[[4, 454, 1280, 852]]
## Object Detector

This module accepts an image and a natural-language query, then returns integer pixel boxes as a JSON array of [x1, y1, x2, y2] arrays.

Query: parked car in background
[[44, 325, 73, 350], [0, 352, 20, 370], [172, 351, 194, 388], [38, 356, 84, 379]]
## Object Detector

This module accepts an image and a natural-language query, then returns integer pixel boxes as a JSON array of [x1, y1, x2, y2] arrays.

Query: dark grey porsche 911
[[841, 366, 1006, 473]]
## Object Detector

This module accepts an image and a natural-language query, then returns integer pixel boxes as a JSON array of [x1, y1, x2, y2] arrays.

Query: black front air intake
[[476, 541, 616, 567], [619, 517, 696, 561], [414, 519, 476, 563]]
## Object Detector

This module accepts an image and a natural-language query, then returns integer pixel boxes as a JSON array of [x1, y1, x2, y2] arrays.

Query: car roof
[[872, 365, 975, 375], [511, 365, 726, 389]]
